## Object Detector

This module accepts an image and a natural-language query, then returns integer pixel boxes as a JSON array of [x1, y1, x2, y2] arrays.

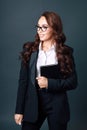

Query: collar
[[39, 42, 56, 51]]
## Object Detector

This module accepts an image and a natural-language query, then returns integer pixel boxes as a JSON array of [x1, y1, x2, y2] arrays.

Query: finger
[[14, 117, 21, 125], [18, 122, 22, 125], [36, 77, 39, 80], [15, 118, 22, 125], [36, 76, 43, 80], [15, 119, 20, 124]]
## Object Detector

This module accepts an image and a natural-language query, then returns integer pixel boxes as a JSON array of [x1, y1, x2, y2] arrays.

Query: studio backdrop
[[0, 0, 87, 130]]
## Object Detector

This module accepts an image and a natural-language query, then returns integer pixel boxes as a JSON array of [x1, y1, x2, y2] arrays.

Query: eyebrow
[[37, 24, 49, 27]]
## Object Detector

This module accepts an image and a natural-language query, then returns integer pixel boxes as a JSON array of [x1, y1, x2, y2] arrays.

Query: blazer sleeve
[[15, 61, 28, 114], [47, 55, 78, 93]]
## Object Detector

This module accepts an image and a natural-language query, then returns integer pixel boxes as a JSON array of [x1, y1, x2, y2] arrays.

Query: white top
[[36, 42, 58, 76]]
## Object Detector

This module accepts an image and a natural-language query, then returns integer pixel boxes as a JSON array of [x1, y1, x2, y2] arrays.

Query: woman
[[14, 11, 78, 130]]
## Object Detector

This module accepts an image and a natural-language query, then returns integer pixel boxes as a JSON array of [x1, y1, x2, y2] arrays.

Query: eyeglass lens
[[36, 25, 48, 32]]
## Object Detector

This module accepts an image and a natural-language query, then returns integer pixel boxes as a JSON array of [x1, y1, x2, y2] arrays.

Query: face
[[36, 16, 53, 42]]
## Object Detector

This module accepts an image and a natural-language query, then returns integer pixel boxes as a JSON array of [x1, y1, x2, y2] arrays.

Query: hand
[[36, 76, 48, 89], [14, 114, 23, 125]]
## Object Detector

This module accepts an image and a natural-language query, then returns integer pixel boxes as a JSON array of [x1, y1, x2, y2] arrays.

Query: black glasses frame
[[35, 25, 49, 32]]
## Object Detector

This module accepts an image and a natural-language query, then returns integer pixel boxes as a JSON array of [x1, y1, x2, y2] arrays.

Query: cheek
[[46, 32, 53, 39]]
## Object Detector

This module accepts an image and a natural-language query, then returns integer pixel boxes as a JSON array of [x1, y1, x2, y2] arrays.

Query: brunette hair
[[20, 11, 74, 77]]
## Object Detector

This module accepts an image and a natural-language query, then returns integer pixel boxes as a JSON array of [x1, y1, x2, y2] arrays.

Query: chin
[[40, 38, 45, 41]]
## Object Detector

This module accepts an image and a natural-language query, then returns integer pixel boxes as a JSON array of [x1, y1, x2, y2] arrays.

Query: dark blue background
[[0, 0, 87, 130]]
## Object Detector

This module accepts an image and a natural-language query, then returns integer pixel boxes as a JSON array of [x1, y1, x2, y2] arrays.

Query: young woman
[[14, 11, 78, 130]]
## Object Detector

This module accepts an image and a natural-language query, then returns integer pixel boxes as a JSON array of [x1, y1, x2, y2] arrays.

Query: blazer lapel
[[29, 51, 38, 86]]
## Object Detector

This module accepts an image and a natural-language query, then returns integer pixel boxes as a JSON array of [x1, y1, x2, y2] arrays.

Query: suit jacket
[[15, 49, 78, 124]]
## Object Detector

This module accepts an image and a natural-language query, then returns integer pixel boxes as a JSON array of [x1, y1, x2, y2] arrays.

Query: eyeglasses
[[36, 25, 49, 32]]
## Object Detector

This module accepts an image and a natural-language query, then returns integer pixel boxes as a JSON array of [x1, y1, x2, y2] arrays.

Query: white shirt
[[36, 42, 58, 76]]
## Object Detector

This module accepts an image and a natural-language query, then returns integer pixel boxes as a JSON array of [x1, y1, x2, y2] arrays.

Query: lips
[[39, 34, 44, 37], [39, 34, 45, 40]]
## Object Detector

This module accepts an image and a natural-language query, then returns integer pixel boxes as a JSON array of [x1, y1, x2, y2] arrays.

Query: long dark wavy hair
[[20, 11, 74, 77]]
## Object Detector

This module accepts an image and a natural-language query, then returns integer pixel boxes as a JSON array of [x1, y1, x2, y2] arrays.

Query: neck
[[41, 40, 54, 51]]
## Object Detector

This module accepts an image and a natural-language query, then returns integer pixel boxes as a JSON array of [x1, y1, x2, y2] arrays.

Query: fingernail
[[19, 122, 21, 125]]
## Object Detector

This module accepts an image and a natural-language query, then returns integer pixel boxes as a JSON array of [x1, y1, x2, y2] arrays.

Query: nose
[[38, 29, 43, 34]]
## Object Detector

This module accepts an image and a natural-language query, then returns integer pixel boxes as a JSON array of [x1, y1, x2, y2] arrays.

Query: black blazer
[[15, 49, 78, 124]]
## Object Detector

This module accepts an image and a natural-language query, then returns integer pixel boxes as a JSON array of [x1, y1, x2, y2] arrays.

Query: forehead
[[38, 16, 48, 25]]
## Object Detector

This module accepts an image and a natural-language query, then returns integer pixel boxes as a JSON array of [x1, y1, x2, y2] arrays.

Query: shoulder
[[20, 42, 35, 63], [23, 41, 34, 51], [63, 44, 74, 55]]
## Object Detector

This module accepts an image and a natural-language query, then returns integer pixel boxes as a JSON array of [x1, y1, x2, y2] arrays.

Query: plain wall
[[0, 0, 87, 130]]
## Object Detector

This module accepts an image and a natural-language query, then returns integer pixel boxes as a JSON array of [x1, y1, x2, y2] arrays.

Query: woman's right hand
[[14, 114, 23, 125]]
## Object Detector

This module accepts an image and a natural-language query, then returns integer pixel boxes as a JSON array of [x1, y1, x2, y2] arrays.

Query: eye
[[36, 25, 41, 31], [42, 26, 48, 29], [42, 26, 48, 31], [35, 25, 49, 32]]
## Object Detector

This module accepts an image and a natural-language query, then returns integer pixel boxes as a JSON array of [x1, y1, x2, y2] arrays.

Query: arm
[[36, 69, 77, 93], [47, 69, 77, 93], [36, 51, 78, 93], [15, 61, 28, 114], [47, 54, 78, 93], [14, 42, 33, 124]]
